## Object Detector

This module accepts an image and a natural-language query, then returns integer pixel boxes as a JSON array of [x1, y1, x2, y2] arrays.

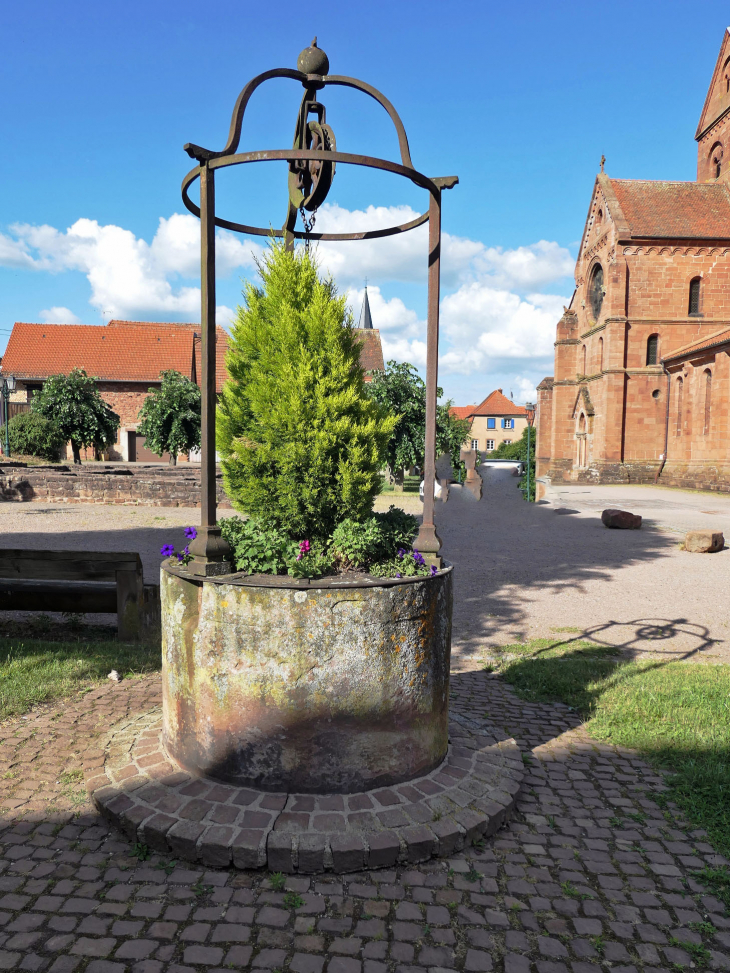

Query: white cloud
[[471, 240, 574, 292], [39, 306, 81, 324], [0, 204, 574, 401], [0, 215, 260, 322], [515, 375, 539, 403], [439, 285, 565, 375]]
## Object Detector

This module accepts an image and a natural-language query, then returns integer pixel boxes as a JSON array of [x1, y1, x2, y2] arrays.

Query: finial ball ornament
[[297, 37, 329, 76]]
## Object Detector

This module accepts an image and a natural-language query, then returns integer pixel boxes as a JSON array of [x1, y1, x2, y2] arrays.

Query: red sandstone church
[[536, 28, 730, 494]]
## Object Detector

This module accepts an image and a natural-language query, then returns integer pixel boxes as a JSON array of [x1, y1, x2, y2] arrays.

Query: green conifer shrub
[[217, 242, 397, 540]]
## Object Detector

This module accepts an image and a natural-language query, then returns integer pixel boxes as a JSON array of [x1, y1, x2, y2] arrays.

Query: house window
[[487, 417, 495, 429], [486, 440, 495, 451], [502, 418, 514, 429], [471, 439, 479, 450], [688, 277, 701, 315], [676, 377, 683, 436], [646, 334, 659, 365], [503, 439, 512, 445], [704, 369, 712, 434], [589, 264, 604, 319]]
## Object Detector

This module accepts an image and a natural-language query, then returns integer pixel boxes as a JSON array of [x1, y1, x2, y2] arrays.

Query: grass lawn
[[0, 637, 161, 721], [487, 639, 730, 858]]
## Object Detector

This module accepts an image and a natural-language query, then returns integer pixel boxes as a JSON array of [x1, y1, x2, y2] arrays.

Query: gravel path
[[1, 473, 728, 661], [434, 470, 730, 667]]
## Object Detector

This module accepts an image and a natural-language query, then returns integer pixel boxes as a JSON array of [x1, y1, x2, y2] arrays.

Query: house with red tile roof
[[0, 319, 227, 462], [536, 28, 730, 494], [0, 313, 384, 462], [449, 390, 529, 453]]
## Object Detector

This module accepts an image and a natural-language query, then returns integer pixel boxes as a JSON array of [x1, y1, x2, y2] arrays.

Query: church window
[[596, 208, 603, 226], [589, 264, 604, 319], [704, 369, 712, 434], [599, 337, 604, 371], [581, 344, 587, 375], [646, 334, 659, 366], [688, 277, 701, 315], [676, 377, 683, 436]]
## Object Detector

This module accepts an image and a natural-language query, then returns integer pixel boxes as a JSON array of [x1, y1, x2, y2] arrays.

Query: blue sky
[[0, 1, 727, 405]]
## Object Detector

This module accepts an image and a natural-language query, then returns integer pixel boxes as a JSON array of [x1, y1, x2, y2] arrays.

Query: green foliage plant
[[366, 361, 471, 480], [330, 507, 419, 569], [7, 411, 65, 462], [137, 369, 201, 466], [217, 242, 396, 539], [32, 368, 120, 464]]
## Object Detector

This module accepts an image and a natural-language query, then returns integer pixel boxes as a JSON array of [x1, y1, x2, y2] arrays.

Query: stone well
[[160, 563, 453, 794]]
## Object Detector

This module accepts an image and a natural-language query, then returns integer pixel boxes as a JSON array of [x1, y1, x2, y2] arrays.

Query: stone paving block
[[367, 831, 400, 869], [266, 832, 294, 873], [298, 834, 327, 874], [331, 835, 366, 873]]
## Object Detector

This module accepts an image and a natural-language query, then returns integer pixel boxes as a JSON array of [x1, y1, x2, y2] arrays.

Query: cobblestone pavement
[[1, 672, 728, 973]]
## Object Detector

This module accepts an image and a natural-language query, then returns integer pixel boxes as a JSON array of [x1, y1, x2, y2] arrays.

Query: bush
[[218, 507, 426, 580], [217, 242, 397, 540], [330, 507, 419, 569], [7, 412, 65, 461]]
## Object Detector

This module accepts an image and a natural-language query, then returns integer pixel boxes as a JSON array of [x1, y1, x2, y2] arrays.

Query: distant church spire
[[359, 282, 373, 330]]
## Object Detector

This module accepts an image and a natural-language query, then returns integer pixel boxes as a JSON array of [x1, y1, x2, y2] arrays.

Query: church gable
[[695, 27, 730, 141]]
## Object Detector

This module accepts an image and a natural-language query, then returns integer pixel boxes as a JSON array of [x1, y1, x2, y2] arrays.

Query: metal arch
[[181, 149, 436, 240], [183, 67, 414, 169]]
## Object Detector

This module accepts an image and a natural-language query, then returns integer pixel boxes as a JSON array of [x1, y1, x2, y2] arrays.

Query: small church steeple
[[359, 283, 373, 330]]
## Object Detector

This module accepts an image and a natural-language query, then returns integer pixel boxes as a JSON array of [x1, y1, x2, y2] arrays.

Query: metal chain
[[299, 204, 317, 251]]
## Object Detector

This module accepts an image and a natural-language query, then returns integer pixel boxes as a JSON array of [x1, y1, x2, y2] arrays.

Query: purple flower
[[184, 526, 197, 541], [430, 565, 438, 576], [395, 572, 402, 579], [177, 545, 191, 563], [397, 548, 406, 559], [299, 540, 311, 554], [160, 544, 175, 557], [412, 549, 426, 567]]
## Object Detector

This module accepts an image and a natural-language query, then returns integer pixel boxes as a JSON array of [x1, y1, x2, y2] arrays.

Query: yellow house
[[451, 389, 529, 453]]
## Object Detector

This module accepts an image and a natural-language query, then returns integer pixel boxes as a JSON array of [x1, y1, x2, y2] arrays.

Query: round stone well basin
[[161, 562, 453, 794]]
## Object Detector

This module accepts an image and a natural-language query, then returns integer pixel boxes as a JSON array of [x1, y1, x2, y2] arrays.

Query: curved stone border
[[86, 708, 523, 873]]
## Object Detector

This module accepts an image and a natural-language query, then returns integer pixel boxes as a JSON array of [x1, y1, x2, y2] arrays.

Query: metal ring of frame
[[180, 68, 439, 241]]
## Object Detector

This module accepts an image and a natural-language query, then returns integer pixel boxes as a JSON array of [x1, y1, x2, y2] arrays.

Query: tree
[[32, 369, 119, 465], [137, 369, 201, 466], [366, 361, 471, 482], [217, 241, 397, 539], [8, 412, 65, 462]]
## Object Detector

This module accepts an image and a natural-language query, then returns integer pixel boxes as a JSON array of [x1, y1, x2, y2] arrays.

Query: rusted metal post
[[415, 188, 443, 562], [188, 163, 232, 575]]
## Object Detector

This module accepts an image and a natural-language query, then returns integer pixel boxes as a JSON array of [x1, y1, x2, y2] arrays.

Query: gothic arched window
[[581, 345, 587, 375], [646, 334, 659, 366], [589, 264, 604, 320], [599, 337, 604, 371]]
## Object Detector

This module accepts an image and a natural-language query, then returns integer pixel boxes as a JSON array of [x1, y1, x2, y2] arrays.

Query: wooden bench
[[0, 549, 158, 640]]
